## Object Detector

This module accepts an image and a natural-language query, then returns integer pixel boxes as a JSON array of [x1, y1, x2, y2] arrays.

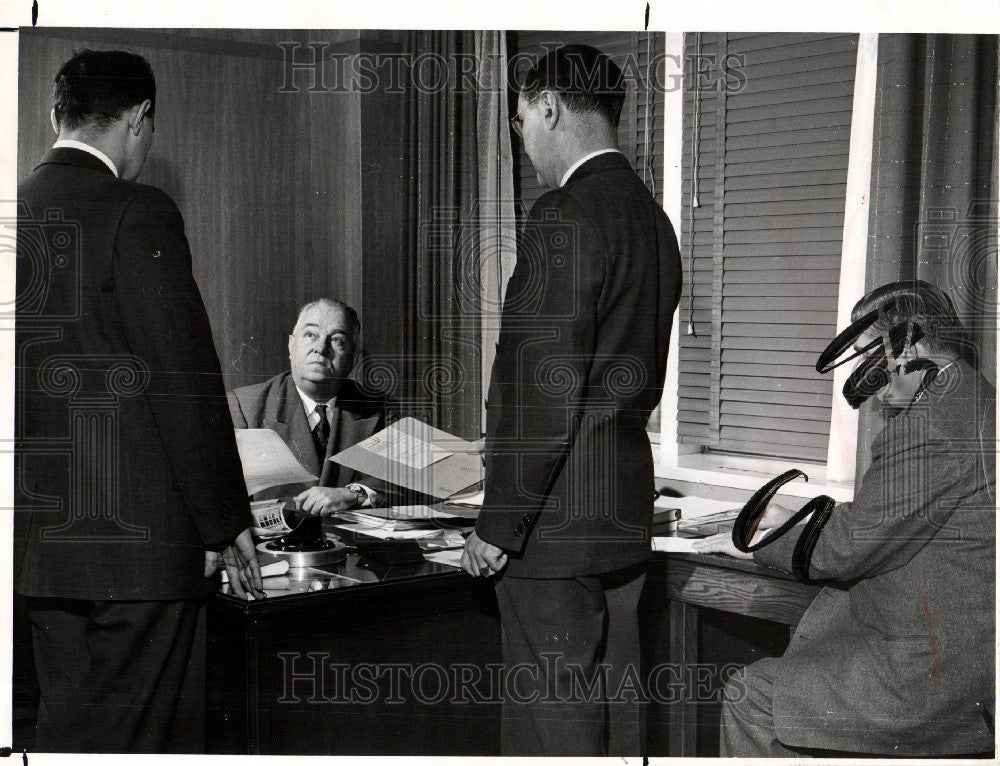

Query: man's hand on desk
[[461, 530, 507, 577], [293, 486, 363, 516], [691, 500, 802, 559], [691, 533, 754, 559], [221, 528, 265, 600]]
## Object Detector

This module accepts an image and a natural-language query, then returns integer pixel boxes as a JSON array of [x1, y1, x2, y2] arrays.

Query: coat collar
[[35, 147, 117, 177], [562, 150, 633, 187]]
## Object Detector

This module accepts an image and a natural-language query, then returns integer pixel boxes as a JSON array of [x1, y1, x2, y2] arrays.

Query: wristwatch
[[345, 483, 368, 508]]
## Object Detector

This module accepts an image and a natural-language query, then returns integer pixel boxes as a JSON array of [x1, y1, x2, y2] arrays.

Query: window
[[677, 33, 859, 463], [658, 32, 876, 500]]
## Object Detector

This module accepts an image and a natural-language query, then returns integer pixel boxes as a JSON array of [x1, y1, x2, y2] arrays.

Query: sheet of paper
[[652, 536, 699, 554], [423, 549, 465, 569], [332, 418, 483, 500], [445, 490, 484, 507], [235, 429, 317, 495], [354, 429, 452, 471]]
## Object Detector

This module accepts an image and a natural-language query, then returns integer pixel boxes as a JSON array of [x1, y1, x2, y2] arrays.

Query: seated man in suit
[[695, 280, 995, 757], [228, 298, 395, 514]]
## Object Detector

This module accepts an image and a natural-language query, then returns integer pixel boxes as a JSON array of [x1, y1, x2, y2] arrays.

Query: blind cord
[[686, 33, 701, 336]]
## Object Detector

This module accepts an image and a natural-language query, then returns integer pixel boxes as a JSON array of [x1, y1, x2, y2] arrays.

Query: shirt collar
[[559, 148, 621, 187], [294, 385, 335, 417], [53, 139, 119, 177]]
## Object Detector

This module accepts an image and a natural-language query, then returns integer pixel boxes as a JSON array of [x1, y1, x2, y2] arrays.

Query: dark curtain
[[858, 33, 998, 477], [360, 31, 482, 440]]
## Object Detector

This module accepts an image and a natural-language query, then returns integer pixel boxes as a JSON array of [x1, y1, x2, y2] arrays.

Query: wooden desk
[[653, 551, 821, 756], [204, 544, 819, 756]]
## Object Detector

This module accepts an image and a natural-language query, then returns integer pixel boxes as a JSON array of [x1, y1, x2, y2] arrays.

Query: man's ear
[[127, 100, 153, 135], [50, 108, 59, 136], [288, 334, 295, 358], [539, 91, 560, 130]]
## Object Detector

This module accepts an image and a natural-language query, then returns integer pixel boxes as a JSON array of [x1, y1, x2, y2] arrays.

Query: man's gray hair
[[293, 298, 361, 346]]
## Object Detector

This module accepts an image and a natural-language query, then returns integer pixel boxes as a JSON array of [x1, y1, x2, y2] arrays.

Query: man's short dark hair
[[519, 44, 626, 129], [53, 49, 156, 130], [851, 279, 975, 366]]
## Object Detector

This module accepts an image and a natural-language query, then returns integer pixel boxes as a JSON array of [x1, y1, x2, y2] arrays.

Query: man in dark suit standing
[[15, 50, 263, 753], [462, 45, 682, 756], [228, 298, 400, 513]]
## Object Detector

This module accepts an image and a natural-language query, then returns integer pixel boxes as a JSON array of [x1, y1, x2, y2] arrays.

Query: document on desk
[[235, 429, 318, 495], [423, 549, 464, 569], [652, 537, 699, 554], [331, 417, 483, 499], [334, 523, 442, 540], [341, 505, 467, 522]]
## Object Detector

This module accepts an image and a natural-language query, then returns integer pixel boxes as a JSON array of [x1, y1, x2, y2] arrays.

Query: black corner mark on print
[[32, 0, 38, 26], [0, 749, 28, 765], [644, 3, 650, 30]]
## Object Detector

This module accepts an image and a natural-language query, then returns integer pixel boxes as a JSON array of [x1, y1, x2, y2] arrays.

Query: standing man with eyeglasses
[[462, 44, 682, 756]]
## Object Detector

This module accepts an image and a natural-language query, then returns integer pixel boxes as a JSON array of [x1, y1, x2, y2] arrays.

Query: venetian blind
[[678, 32, 858, 463]]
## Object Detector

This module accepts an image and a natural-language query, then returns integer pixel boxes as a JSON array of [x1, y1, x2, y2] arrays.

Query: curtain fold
[[389, 31, 480, 439], [858, 33, 998, 477], [475, 31, 518, 435]]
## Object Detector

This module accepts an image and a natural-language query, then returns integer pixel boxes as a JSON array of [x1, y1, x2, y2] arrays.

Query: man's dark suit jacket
[[753, 360, 995, 756], [477, 152, 682, 578], [15, 148, 252, 600], [227, 372, 393, 500]]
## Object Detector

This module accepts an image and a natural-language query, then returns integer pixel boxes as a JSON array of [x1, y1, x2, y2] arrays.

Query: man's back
[[481, 151, 681, 578], [16, 148, 249, 600]]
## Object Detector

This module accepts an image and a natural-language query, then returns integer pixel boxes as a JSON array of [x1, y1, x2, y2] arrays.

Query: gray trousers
[[720, 657, 801, 757]]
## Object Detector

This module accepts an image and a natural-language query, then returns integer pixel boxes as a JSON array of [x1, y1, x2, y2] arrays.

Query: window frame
[[654, 32, 881, 502]]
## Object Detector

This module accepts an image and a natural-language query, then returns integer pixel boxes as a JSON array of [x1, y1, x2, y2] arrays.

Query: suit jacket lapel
[[264, 375, 322, 478]]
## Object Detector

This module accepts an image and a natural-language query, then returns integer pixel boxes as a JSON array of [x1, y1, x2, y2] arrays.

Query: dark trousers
[[494, 563, 647, 757], [26, 597, 204, 753]]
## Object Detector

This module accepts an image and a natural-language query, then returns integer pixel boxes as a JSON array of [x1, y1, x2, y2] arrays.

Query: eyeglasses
[[509, 96, 539, 138], [510, 109, 526, 138]]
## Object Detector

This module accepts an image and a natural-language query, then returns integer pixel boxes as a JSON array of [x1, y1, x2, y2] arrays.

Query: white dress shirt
[[53, 139, 118, 177], [294, 385, 374, 506]]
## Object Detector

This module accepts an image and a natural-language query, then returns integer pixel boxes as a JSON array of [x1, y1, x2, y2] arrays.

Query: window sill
[[654, 452, 854, 502]]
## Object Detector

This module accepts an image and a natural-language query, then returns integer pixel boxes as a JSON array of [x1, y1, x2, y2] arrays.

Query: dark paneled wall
[[18, 28, 363, 389]]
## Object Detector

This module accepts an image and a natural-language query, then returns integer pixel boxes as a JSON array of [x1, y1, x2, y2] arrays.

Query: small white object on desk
[[658, 494, 740, 519], [652, 537, 699, 554], [220, 559, 290, 582]]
